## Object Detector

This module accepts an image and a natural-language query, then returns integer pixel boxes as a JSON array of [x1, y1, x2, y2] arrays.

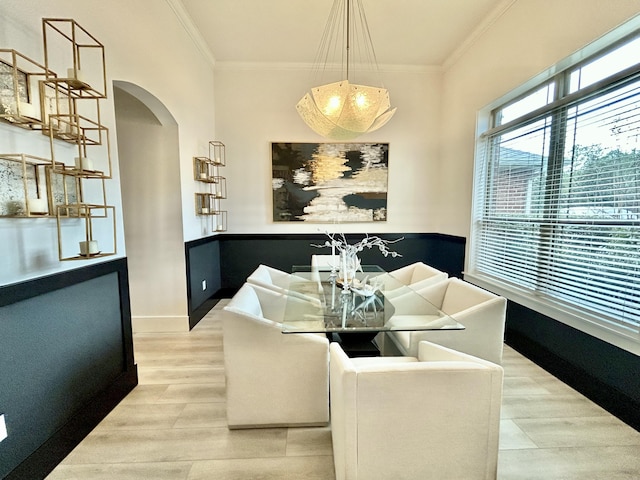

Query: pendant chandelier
[[296, 0, 396, 140]]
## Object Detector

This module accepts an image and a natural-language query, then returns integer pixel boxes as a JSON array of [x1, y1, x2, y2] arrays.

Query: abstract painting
[[272, 142, 389, 222]]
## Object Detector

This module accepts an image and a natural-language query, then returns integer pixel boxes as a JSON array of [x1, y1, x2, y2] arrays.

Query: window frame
[[467, 19, 640, 356]]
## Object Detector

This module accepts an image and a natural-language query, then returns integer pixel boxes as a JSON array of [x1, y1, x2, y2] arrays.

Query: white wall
[[438, 0, 640, 243], [0, 0, 216, 289], [214, 64, 443, 234], [114, 86, 188, 332]]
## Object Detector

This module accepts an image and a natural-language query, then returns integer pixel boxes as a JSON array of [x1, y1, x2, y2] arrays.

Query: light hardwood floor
[[47, 300, 640, 479]]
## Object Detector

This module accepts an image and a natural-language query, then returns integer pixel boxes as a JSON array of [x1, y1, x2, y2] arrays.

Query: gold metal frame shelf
[[56, 204, 116, 261], [50, 168, 107, 218], [194, 156, 215, 181], [209, 141, 225, 166], [211, 176, 226, 199], [0, 49, 52, 128], [40, 81, 104, 143], [47, 114, 112, 179], [0, 153, 65, 217], [42, 18, 107, 99], [212, 210, 227, 232], [195, 141, 228, 231], [195, 193, 224, 216]]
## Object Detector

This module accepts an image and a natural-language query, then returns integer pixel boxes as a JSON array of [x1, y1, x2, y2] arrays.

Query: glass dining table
[[282, 265, 464, 356]]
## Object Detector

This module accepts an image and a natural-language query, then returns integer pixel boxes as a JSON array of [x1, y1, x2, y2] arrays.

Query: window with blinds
[[470, 34, 640, 339]]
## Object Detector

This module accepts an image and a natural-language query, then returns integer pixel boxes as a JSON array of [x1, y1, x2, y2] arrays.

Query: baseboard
[[5, 368, 138, 480], [189, 297, 222, 329], [131, 315, 190, 332]]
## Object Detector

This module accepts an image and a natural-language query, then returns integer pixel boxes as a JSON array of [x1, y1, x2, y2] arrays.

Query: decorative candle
[[27, 198, 48, 214], [79, 240, 99, 256], [216, 224, 224, 231], [199, 172, 207, 179], [201, 207, 209, 214], [75, 156, 93, 171], [67, 67, 85, 83]]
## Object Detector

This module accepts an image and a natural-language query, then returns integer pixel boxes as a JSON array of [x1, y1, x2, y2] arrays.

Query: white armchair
[[386, 278, 506, 364], [246, 263, 297, 294], [388, 261, 448, 290], [246, 264, 319, 302], [222, 282, 329, 428], [330, 341, 503, 480], [311, 254, 339, 270]]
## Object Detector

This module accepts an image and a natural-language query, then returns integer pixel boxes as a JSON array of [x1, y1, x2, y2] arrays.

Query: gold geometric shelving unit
[[0, 18, 116, 262], [194, 141, 227, 232]]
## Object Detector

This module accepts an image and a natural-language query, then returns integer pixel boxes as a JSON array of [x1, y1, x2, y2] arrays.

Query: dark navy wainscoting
[[0, 259, 137, 480], [185, 237, 222, 328], [184, 232, 466, 328], [218, 232, 466, 292], [505, 302, 640, 432]]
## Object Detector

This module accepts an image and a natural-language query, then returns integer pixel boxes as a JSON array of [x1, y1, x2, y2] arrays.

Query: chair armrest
[[418, 340, 502, 368]]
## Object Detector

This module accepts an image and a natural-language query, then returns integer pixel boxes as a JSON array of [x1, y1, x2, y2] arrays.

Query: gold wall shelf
[[56, 204, 116, 261], [213, 210, 227, 232], [0, 18, 115, 262], [0, 153, 65, 217], [0, 49, 52, 129], [194, 193, 223, 215], [194, 141, 227, 231], [42, 18, 107, 99], [209, 141, 225, 166]]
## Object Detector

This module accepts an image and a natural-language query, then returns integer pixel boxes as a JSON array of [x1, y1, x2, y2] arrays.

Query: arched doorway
[[113, 81, 189, 332]]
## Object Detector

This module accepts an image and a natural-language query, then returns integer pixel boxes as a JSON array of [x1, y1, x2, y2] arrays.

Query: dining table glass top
[[281, 265, 464, 334]]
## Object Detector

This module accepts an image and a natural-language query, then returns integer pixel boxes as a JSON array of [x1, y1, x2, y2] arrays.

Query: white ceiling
[[178, 0, 510, 67]]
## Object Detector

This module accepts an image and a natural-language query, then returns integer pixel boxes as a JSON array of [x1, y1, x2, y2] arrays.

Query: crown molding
[[165, 0, 216, 68], [214, 61, 441, 74], [443, 0, 517, 72]]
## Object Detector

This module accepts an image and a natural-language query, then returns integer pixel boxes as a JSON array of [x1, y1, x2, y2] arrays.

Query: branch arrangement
[[312, 231, 403, 258]]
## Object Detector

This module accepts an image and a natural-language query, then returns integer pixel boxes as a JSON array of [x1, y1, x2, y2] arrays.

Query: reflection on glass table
[[282, 265, 464, 337]]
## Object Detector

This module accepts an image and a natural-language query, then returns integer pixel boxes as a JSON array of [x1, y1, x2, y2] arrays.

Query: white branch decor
[[312, 231, 403, 259]]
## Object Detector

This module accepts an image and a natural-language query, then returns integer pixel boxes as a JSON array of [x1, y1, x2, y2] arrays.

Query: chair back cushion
[[227, 283, 263, 318], [441, 278, 498, 314]]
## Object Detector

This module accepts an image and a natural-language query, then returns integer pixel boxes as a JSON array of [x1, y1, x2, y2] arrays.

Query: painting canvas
[[272, 142, 389, 222]]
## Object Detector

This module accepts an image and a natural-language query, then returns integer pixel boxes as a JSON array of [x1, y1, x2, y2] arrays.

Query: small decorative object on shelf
[[0, 49, 51, 128]]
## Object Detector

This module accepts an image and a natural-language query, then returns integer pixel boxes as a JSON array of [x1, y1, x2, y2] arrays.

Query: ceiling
[[178, 0, 510, 67]]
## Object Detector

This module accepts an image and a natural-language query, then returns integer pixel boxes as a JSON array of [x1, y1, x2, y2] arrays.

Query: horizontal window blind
[[472, 66, 640, 333]]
